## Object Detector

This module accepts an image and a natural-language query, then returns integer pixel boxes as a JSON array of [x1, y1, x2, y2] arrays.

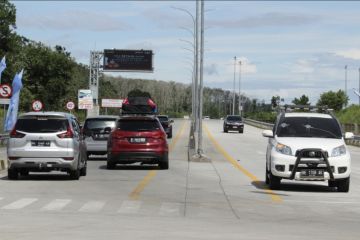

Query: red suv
[[106, 115, 169, 169]]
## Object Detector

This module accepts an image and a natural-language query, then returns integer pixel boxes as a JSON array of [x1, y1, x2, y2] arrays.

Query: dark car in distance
[[223, 115, 244, 133], [106, 115, 169, 169], [157, 115, 173, 138]]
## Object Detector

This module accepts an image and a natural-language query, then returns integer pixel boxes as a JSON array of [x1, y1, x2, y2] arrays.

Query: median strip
[[129, 121, 187, 200], [204, 124, 282, 203]]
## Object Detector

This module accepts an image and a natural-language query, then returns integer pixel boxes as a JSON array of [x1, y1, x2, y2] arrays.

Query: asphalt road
[[0, 119, 359, 240]]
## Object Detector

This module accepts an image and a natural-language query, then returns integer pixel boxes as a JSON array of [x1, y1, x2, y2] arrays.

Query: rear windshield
[[157, 116, 168, 122], [15, 117, 69, 133], [227, 116, 242, 121], [117, 119, 161, 131], [276, 117, 342, 138], [84, 118, 117, 131]]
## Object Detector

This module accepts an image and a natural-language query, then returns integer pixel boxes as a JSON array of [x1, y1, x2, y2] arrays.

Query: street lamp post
[[232, 56, 237, 115], [238, 61, 242, 116], [345, 65, 348, 105]]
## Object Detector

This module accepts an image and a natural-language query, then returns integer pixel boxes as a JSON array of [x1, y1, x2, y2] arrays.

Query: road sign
[[101, 99, 123, 108], [78, 89, 93, 109], [32, 100, 43, 112], [0, 98, 10, 104], [66, 101, 75, 110], [0, 84, 12, 98]]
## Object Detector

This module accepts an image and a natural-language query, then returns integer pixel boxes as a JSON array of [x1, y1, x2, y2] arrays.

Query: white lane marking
[[41, 199, 72, 211], [257, 151, 265, 155], [78, 201, 106, 213], [159, 202, 181, 216], [2, 198, 38, 210], [118, 200, 142, 214]]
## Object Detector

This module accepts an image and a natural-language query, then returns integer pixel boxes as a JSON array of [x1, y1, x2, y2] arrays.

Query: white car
[[263, 110, 354, 192]]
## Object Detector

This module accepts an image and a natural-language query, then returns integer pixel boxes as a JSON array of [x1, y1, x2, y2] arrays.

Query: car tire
[[159, 154, 169, 170], [328, 180, 337, 188], [168, 130, 172, 139], [265, 165, 270, 185], [19, 170, 29, 177], [107, 161, 116, 170], [239, 129, 244, 133], [224, 128, 228, 133], [8, 169, 18, 180], [269, 171, 281, 190], [69, 169, 80, 180], [336, 177, 350, 192]]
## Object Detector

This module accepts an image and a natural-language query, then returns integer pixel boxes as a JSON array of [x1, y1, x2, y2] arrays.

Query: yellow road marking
[[129, 121, 187, 200], [204, 124, 282, 203]]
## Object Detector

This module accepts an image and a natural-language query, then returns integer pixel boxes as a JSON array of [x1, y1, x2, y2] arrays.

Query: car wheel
[[8, 169, 18, 180], [159, 154, 169, 170], [69, 169, 80, 180], [336, 177, 350, 192], [269, 171, 281, 190], [328, 180, 336, 188], [265, 165, 270, 185], [107, 161, 116, 170], [239, 129, 244, 133], [224, 128, 228, 133], [167, 130, 172, 139]]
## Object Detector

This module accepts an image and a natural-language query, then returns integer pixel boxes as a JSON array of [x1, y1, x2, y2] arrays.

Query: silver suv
[[7, 112, 87, 180], [83, 115, 118, 158]]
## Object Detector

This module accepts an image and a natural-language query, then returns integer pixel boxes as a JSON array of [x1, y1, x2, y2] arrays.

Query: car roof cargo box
[[122, 96, 158, 114]]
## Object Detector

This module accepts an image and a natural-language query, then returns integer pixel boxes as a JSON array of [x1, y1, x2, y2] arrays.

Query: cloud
[[204, 64, 219, 76], [209, 12, 321, 29], [335, 49, 360, 60], [17, 10, 131, 32], [291, 59, 316, 74]]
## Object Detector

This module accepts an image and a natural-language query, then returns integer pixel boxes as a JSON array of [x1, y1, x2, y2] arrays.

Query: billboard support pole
[[88, 51, 103, 117]]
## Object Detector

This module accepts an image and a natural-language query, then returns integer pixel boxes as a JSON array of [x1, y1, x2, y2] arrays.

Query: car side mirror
[[262, 130, 274, 138], [104, 127, 112, 134], [170, 119, 174, 123], [344, 132, 354, 140]]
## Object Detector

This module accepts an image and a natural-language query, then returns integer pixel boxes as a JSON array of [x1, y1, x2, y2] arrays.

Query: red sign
[[32, 100, 43, 112], [0, 84, 12, 98]]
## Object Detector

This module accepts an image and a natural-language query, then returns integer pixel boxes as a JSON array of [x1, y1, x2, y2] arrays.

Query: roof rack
[[280, 105, 333, 114]]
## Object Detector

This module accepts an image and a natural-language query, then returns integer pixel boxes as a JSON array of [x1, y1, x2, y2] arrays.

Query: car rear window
[[15, 116, 69, 133], [84, 118, 117, 131], [117, 119, 161, 131], [276, 117, 342, 138]]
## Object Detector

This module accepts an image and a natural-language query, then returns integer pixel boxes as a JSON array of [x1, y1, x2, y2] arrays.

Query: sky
[[11, 0, 360, 105]]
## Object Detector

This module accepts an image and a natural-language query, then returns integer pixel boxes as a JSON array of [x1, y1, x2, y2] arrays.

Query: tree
[[271, 96, 280, 108], [317, 90, 348, 111], [292, 94, 310, 105]]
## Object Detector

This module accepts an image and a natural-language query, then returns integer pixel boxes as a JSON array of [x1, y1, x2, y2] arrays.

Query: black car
[[223, 115, 244, 133], [157, 115, 173, 138]]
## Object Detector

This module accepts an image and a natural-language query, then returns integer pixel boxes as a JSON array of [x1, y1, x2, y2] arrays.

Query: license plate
[[130, 138, 146, 143], [300, 169, 324, 177], [31, 140, 51, 147], [232, 126, 238, 128]]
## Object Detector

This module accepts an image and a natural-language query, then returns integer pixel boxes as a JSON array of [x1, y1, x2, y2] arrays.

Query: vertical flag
[[4, 69, 24, 132], [0, 56, 6, 83]]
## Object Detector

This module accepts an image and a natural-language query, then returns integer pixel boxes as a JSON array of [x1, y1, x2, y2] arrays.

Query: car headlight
[[275, 143, 292, 156], [331, 145, 346, 157]]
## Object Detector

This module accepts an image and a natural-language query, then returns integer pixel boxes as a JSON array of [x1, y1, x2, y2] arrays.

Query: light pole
[[238, 61, 242, 116], [232, 56, 237, 115], [345, 65, 348, 105], [172, 6, 198, 131]]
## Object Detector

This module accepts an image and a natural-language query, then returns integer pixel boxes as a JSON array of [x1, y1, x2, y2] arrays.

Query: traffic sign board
[[0, 84, 12, 98], [32, 100, 43, 112], [66, 101, 75, 110]]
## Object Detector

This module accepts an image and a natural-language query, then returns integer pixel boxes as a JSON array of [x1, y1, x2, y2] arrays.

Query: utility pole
[[345, 65, 348, 106], [232, 56, 237, 115], [359, 68, 360, 105], [197, 0, 204, 155], [238, 61, 242, 116]]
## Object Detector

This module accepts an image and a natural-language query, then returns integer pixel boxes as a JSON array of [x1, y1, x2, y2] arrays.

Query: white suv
[[262, 108, 354, 192]]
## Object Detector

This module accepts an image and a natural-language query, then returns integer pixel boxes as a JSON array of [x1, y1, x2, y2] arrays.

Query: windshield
[[276, 117, 342, 138], [157, 116, 168, 122], [227, 116, 242, 121], [15, 117, 68, 133], [84, 119, 117, 131]]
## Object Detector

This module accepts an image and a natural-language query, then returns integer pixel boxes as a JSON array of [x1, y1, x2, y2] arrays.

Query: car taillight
[[57, 127, 74, 138], [8, 157, 20, 160], [123, 98, 129, 105], [62, 157, 74, 160], [10, 128, 26, 138]]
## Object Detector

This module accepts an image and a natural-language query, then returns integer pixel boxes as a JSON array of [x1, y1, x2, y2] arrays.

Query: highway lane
[[0, 119, 359, 239]]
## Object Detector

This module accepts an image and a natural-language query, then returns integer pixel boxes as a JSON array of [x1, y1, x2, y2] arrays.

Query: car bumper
[[225, 125, 244, 130], [270, 149, 351, 180], [108, 151, 167, 163], [85, 140, 107, 153], [8, 157, 78, 171]]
